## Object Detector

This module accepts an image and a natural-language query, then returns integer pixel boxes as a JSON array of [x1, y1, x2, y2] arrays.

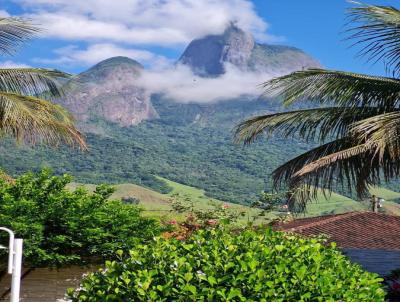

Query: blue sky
[[257, 0, 396, 76], [1, 0, 397, 77]]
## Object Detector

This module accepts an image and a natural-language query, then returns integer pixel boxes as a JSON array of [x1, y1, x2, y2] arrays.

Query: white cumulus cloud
[[34, 43, 170, 67], [8, 0, 287, 103], [137, 63, 275, 103], [0, 10, 11, 17], [13, 0, 274, 45], [0, 60, 31, 68]]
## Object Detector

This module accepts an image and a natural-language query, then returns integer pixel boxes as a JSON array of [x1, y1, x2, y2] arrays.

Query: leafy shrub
[[121, 196, 140, 205], [253, 191, 288, 212], [171, 195, 245, 225], [0, 169, 161, 267], [161, 196, 246, 240], [67, 228, 385, 301]]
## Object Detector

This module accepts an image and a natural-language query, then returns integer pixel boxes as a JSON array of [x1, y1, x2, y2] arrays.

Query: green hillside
[[369, 187, 400, 215], [304, 191, 367, 217], [68, 182, 172, 218], [303, 187, 400, 217], [0, 97, 309, 205], [68, 179, 266, 224], [159, 176, 222, 204], [159, 177, 265, 224], [69, 178, 400, 225], [369, 187, 400, 201]]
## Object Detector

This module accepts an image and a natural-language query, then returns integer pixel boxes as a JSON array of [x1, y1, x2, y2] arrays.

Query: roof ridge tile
[[287, 211, 362, 232]]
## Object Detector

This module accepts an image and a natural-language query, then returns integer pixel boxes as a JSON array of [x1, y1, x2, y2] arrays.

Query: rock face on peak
[[179, 25, 255, 76], [57, 56, 158, 129], [179, 24, 322, 76]]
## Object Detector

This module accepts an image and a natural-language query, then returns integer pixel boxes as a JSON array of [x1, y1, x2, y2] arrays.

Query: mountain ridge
[[179, 24, 321, 77], [57, 56, 158, 129], [55, 24, 321, 129]]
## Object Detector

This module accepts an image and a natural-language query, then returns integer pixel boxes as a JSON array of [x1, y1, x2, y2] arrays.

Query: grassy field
[[303, 187, 400, 216], [369, 187, 400, 201], [69, 179, 267, 224], [68, 179, 400, 223], [304, 191, 367, 217], [369, 187, 400, 215], [68, 182, 172, 218], [158, 177, 267, 224], [158, 177, 222, 205]]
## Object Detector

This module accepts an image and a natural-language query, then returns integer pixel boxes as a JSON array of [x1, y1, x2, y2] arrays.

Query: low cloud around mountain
[[137, 25, 321, 103], [138, 63, 272, 103]]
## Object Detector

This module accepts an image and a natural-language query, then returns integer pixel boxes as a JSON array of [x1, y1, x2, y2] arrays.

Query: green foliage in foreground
[[0, 170, 161, 267], [67, 229, 385, 302]]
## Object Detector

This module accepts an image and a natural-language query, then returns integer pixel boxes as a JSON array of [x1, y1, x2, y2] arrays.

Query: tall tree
[[235, 3, 400, 210], [0, 17, 86, 149]]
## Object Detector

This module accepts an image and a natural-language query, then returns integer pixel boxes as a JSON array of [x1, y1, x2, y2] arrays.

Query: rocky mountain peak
[[90, 56, 143, 69], [179, 23, 254, 76], [220, 23, 255, 70], [179, 24, 321, 77], [77, 56, 143, 83], [57, 56, 158, 129]]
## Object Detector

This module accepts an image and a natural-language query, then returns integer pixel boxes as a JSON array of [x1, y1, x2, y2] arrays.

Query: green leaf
[[207, 276, 217, 286], [227, 288, 241, 300]]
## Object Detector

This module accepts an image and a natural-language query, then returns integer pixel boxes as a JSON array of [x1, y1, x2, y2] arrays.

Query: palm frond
[[284, 142, 400, 210], [262, 69, 400, 109], [347, 2, 400, 75], [292, 143, 372, 180], [0, 68, 70, 97], [234, 106, 389, 145], [272, 138, 356, 189], [0, 92, 86, 149], [0, 18, 39, 54], [271, 138, 378, 211], [351, 111, 400, 159], [0, 18, 85, 150], [286, 184, 318, 213]]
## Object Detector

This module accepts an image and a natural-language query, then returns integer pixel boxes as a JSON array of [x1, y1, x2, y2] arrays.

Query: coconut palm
[[0, 17, 86, 149], [235, 3, 400, 210]]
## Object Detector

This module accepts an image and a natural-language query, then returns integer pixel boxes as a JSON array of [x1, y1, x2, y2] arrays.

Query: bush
[[67, 228, 385, 301], [121, 196, 140, 205], [0, 169, 161, 267]]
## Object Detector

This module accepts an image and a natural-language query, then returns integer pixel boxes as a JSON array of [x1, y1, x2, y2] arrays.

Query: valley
[[69, 177, 400, 224]]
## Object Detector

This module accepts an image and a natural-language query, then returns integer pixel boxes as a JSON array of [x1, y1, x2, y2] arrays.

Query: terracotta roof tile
[[276, 211, 400, 250]]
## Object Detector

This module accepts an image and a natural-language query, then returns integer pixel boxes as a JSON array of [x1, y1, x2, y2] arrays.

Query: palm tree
[[0, 17, 86, 149], [235, 3, 400, 210]]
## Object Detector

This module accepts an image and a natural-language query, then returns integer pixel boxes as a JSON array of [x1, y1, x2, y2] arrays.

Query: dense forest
[[0, 97, 311, 204]]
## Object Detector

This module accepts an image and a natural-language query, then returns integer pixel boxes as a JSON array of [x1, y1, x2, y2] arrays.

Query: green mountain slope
[[69, 178, 389, 225], [305, 191, 367, 217], [0, 95, 311, 204]]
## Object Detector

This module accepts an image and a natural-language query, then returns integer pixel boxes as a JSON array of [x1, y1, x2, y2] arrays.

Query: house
[[276, 211, 400, 276]]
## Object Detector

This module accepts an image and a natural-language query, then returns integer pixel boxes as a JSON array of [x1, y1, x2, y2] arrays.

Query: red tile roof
[[276, 211, 400, 250]]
